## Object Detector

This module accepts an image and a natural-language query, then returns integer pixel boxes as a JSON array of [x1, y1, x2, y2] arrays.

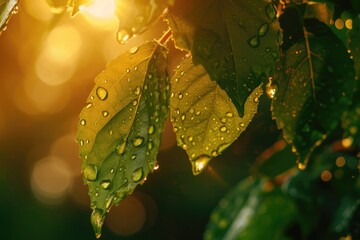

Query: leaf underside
[[167, 0, 281, 116], [76, 41, 169, 237], [272, 19, 355, 168], [170, 55, 262, 175], [0, 0, 18, 32]]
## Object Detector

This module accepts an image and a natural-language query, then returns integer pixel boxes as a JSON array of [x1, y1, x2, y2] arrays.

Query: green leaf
[[0, 0, 18, 32], [76, 41, 169, 238], [115, 0, 171, 44], [271, 19, 355, 169], [170, 55, 262, 175], [204, 179, 297, 240], [166, 0, 281, 116]]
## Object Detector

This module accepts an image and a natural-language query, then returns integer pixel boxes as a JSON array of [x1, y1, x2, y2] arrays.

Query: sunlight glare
[[82, 0, 117, 29]]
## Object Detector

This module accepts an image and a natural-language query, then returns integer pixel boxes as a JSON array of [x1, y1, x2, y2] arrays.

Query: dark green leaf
[[0, 0, 18, 33], [166, 0, 281, 116], [115, 0, 171, 44], [170, 55, 262, 175], [331, 197, 360, 233], [76, 41, 169, 238], [271, 19, 355, 169], [204, 179, 297, 240]]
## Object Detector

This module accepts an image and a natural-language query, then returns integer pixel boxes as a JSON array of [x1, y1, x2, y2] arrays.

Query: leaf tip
[[91, 208, 105, 239], [191, 155, 212, 175]]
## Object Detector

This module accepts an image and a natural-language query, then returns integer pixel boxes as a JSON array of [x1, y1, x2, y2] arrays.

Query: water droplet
[[211, 150, 218, 157], [101, 180, 111, 189], [80, 119, 86, 126], [91, 208, 105, 239], [108, 130, 113, 135], [253, 97, 259, 103], [178, 93, 183, 99], [132, 100, 138, 106], [147, 142, 153, 150], [258, 23, 268, 37], [220, 118, 227, 124], [195, 110, 201, 116], [96, 87, 108, 100], [148, 73, 153, 79], [181, 114, 186, 121], [148, 125, 155, 135], [102, 111, 109, 117], [217, 142, 232, 154], [239, 122, 245, 127], [83, 164, 98, 181], [105, 196, 114, 210], [226, 112, 233, 118], [248, 36, 260, 48], [131, 154, 137, 160], [220, 126, 227, 132], [297, 162, 307, 170], [191, 155, 211, 175], [154, 162, 159, 170], [129, 46, 139, 54], [188, 136, 193, 142], [132, 137, 144, 147], [131, 168, 144, 182], [115, 142, 126, 155], [79, 140, 84, 146], [86, 102, 93, 109], [117, 28, 130, 44], [265, 3, 277, 20], [134, 66, 138, 71], [126, 68, 130, 73], [134, 86, 141, 96]]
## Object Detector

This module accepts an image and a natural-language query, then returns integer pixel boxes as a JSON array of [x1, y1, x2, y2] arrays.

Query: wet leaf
[[170, 55, 262, 175], [76, 41, 169, 238], [0, 0, 18, 32], [166, 0, 281, 116], [271, 19, 355, 169], [204, 179, 297, 240], [115, 0, 171, 44]]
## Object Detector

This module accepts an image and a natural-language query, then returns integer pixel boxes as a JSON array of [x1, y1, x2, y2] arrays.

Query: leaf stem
[[158, 28, 172, 46], [303, 27, 317, 101]]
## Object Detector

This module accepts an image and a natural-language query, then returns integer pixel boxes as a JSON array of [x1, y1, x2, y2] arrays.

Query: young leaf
[[170, 55, 262, 175], [115, 0, 171, 44], [204, 179, 297, 240], [0, 0, 18, 32], [166, 0, 281, 116], [76, 41, 169, 238], [271, 19, 355, 169]]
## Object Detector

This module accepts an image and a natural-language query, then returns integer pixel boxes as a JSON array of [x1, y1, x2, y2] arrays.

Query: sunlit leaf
[[204, 179, 297, 240], [0, 0, 18, 33], [272, 19, 355, 169], [166, 0, 281, 116], [76, 41, 169, 238], [170, 55, 262, 175], [115, 0, 172, 44]]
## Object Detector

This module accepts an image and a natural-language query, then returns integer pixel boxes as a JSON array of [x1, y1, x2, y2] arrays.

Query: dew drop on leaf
[[102, 111, 109, 117], [100, 180, 111, 190], [134, 86, 141, 96], [115, 142, 126, 156], [132, 137, 144, 147], [248, 36, 260, 48], [86, 102, 93, 109], [96, 87, 108, 100], [220, 126, 227, 132], [258, 23, 269, 37], [131, 167, 144, 182], [226, 112, 234, 118], [83, 164, 98, 181], [148, 125, 155, 135], [80, 119, 86, 126], [129, 46, 139, 54]]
